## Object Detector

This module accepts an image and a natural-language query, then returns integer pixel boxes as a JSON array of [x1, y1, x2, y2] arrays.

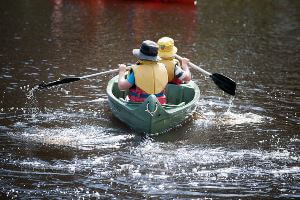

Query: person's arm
[[118, 64, 132, 90], [180, 57, 191, 82]]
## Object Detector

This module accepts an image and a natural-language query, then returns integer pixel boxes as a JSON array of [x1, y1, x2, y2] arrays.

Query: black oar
[[175, 54, 236, 96], [37, 68, 123, 90]]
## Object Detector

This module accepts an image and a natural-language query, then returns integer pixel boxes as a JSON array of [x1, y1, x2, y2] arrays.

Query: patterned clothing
[[174, 64, 186, 81]]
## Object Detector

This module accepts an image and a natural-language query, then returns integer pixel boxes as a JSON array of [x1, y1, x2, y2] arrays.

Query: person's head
[[157, 37, 177, 59], [132, 40, 160, 62]]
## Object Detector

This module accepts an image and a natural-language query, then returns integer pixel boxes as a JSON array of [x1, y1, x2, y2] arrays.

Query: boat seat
[[165, 83, 195, 105], [119, 97, 142, 104], [163, 102, 185, 107], [119, 97, 185, 107]]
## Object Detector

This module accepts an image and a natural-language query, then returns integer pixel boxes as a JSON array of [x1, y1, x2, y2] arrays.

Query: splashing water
[[9, 125, 134, 150], [25, 85, 40, 116], [221, 96, 265, 125], [225, 96, 235, 113], [221, 111, 264, 125], [195, 94, 266, 127]]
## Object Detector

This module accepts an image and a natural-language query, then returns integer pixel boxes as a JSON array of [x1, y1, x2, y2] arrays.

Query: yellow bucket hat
[[157, 37, 178, 58]]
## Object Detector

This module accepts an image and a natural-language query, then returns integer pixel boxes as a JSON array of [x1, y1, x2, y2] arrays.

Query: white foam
[[195, 111, 265, 126], [222, 111, 264, 125], [16, 125, 134, 150]]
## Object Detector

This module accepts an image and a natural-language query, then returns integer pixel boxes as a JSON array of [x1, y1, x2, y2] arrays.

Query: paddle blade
[[37, 77, 81, 90], [210, 73, 236, 96]]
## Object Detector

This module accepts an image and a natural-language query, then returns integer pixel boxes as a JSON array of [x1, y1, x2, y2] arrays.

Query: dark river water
[[1, 0, 300, 199]]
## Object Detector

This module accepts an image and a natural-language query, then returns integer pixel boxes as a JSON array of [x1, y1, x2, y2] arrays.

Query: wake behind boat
[[107, 75, 200, 134]]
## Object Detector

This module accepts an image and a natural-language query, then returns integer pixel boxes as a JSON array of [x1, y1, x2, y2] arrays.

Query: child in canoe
[[157, 36, 191, 84], [118, 40, 168, 104]]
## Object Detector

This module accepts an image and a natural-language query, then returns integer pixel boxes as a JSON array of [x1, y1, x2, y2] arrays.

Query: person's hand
[[118, 64, 127, 73], [181, 58, 190, 69]]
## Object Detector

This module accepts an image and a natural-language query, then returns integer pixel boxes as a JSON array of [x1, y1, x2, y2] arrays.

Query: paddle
[[175, 54, 236, 96], [37, 68, 125, 90]]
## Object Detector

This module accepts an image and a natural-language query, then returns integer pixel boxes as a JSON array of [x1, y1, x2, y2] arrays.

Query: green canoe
[[106, 75, 200, 134]]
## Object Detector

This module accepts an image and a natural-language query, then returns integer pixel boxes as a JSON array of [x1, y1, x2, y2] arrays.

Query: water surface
[[0, 0, 299, 199]]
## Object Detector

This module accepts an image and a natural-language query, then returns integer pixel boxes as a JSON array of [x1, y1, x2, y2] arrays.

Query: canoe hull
[[107, 76, 200, 134]]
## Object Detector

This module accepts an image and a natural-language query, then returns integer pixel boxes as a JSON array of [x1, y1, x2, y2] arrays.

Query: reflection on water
[[1, 0, 300, 199]]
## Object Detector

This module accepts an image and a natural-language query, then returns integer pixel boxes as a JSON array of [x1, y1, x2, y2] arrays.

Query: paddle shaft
[[175, 54, 236, 96], [80, 68, 119, 79], [175, 54, 211, 77], [38, 67, 130, 89]]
